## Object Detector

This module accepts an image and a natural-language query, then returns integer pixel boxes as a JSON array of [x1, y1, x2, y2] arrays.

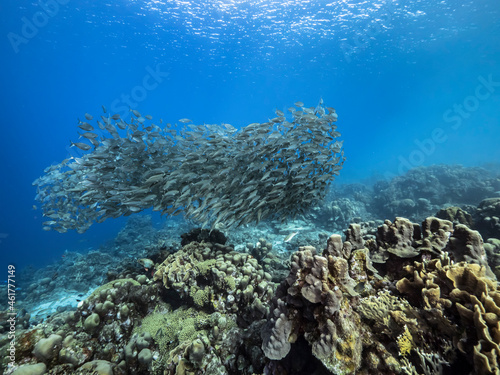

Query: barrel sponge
[[33, 334, 62, 362]]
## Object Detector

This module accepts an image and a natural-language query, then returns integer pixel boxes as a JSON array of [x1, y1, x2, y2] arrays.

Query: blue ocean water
[[0, 0, 499, 272]]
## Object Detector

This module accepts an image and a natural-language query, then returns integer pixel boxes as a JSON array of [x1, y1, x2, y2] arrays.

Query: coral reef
[[262, 216, 499, 375], [303, 165, 500, 237], [262, 242, 396, 374], [134, 305, 265, 374], [3, 277, 161, 374], [8, 163, 500, 375], [153, 240, 275, 326], [307, 196, 371, 233], [241, 238, 289, 283], [371, 165, 500, 222], [13, 215, 187, 325], [396, 259, 500, 375], [436, 206, 474, 227], [5, 237, 272, 374], [368, 216, 492, 276], [475, 198, 500, 240]]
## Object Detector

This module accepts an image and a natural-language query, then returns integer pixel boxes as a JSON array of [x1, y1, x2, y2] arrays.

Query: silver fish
[[70, 141, 92, 151], [79, 132, 98, 139], [33, 100, 344, 233], [78, 122, 94, 131]]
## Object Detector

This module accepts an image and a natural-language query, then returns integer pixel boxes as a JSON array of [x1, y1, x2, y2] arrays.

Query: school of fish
[[33, 101, 345, 233]]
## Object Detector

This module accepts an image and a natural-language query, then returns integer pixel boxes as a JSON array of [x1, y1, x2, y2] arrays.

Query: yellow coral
[[397, 325, 413, 357]]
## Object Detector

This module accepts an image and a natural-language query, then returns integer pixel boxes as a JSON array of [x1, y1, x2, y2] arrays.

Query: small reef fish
[[138, 258, 155, 271], [284, 232, 299, 242]]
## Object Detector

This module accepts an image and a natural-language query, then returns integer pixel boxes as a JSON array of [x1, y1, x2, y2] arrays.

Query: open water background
[[0, 0, 499, 271]]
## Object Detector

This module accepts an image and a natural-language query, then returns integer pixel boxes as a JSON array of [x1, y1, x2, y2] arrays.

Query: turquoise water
[[0, 0, 499, 270]]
